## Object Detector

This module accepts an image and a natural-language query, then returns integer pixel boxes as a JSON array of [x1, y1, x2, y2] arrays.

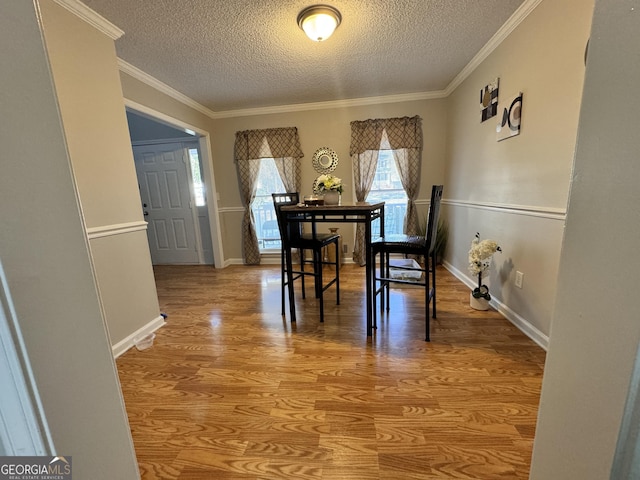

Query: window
[[366, 150, 408, 236], [188, 148, 206, 206], [251, 158, 286, 251]]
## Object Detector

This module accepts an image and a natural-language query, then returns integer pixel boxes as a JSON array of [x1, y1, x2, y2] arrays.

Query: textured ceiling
[[81, 0, 525, 113]]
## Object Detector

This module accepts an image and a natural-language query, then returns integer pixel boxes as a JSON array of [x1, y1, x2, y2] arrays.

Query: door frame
[[124, 99, 225, 268]]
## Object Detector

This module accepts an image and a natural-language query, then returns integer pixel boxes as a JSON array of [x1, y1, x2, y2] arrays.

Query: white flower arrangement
[[468, 232, 501, 300], [314, 174, 343, 194]]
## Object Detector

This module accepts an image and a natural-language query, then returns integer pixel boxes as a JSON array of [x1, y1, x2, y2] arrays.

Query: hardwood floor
[[116, 264, 546, 479]]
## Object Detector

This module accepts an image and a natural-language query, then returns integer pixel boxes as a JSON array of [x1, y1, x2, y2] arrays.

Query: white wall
[[0, 1, 139, 477], [530, 0, 640, 477], [444, 0, 594, 344]]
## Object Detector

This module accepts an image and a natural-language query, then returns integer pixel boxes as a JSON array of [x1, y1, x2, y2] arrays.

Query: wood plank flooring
[[116, 264, 546, 479]]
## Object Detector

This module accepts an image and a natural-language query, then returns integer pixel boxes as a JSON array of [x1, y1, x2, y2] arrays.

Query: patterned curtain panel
[[350, 116, 423, 263], [235, 127, 304, 160], [351, 150, 380, 266], [235, 127, 303, 264], [273, 157, 301, 193], [391, 148, 421, 235], [350, 116, 422, 154]]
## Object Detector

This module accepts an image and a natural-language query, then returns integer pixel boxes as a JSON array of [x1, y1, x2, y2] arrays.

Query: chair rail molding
[[444, 198, 566, 221], [86, 221, 148, 240]]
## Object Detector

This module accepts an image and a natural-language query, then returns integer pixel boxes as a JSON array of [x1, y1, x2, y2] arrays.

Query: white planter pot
[[470, 292, 490, 310], [324, 190, 340, 205]]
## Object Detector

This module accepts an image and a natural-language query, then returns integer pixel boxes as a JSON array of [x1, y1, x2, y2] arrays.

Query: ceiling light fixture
[[297, 5, 342, 42]]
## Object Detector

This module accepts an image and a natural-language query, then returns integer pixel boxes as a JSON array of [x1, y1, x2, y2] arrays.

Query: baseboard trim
[[111, 315, 166, 358], [442, 261, 549, 351]]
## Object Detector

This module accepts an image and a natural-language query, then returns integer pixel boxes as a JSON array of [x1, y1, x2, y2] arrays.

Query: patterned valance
[[349, 116, 422, 155], [235, 127, 304, 161]]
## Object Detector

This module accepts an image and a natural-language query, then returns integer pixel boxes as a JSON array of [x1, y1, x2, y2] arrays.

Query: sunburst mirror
[[312, 147, 338, 174]]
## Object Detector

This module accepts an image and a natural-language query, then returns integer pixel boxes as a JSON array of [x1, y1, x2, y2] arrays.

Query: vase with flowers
[[314, 174, 343, 205], [468, 232, 502, 310]]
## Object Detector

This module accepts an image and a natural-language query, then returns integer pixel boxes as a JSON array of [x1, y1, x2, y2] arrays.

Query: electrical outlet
[[515, 271, 524, 289]]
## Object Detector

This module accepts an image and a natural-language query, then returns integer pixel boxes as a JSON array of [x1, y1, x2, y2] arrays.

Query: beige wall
[[120, 72, 449, 264], [1, 0, 138, 476], [444, 0, 594, 343], [40, 0, 161, 347], [531, 0, 640, 476], [40, 2, 139, 228], [211, 100, 448, 262]]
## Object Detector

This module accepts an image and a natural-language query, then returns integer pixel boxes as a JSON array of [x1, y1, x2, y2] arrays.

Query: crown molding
[[211, 90, 448, 119], [51, 0, 123, 39], [118, 59, 218, 119], [444, 0, 544, 95]]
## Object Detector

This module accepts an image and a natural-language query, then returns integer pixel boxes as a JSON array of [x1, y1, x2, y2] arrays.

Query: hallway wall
[[39, 0, 163, 353]]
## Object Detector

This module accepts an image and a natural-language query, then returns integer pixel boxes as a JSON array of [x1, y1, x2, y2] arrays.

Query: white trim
[[119, 56, 446, 119], [211, 91, 448, 119], [443, 260, 549, 351], [114, 0, 541, 118], [52, 0, 124, 40], [86, 221, 148, 240], [131, 137, 196, 147], [444, 198, 566, 221], [112, 315, 165, 358], [444, 0, 544, 95], [119, 60, 218, 119], [218, 206, 246, 214], [221, 201, 565, 220], [124, 100, 205, 137]]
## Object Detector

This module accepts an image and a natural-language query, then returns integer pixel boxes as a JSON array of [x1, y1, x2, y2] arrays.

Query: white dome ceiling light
[[297, 5, 342, 42]]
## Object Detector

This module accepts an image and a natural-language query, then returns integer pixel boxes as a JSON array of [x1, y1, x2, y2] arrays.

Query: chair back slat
[[425, 185, 444, 255], [272, 192, 302, 245]]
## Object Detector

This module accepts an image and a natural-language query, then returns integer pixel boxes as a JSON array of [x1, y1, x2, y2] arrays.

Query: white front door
[[133, 143, 200, 264]]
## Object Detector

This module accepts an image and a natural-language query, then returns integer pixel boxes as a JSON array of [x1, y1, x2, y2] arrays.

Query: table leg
[[365, 215, 373, 336]]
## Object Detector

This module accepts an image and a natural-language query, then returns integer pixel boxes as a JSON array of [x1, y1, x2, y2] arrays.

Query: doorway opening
[[124, 102, 224, 268]]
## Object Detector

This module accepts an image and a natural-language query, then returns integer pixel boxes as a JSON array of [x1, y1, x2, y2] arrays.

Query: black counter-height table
[[280, 201, 385, 337]]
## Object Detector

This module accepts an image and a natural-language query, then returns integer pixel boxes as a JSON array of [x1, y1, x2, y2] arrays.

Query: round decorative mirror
[[312, 147, 338, 174]]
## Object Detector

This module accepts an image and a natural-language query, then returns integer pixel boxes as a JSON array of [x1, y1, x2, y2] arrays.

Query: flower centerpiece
[[468, 232, 502, 304], [314, 174, 343, 205], [314, 174, 343, 194]]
